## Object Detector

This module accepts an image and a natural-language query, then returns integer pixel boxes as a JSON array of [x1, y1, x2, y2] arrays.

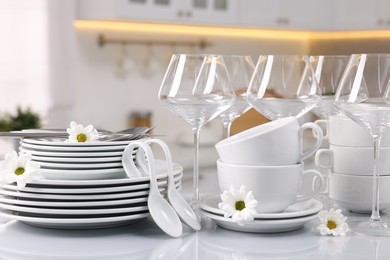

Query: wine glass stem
[[193, 129, 200, 209], [222, 121, 232, 138], [370, 135, 382, 222]]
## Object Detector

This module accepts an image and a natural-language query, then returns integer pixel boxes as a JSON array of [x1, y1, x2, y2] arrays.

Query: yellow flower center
[[15, 167, 25, 176], [327, 220, 337, 230], [77, 133, 87, 142], [235, 200, 245, 211]]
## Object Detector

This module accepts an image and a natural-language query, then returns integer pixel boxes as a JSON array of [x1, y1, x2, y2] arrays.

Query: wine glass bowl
[[218, 55, 255, 137], [335, 53, 390, 236], [311, 55, 350, 120], [158, 54, 235, 209], [247, 55, 320, 121]]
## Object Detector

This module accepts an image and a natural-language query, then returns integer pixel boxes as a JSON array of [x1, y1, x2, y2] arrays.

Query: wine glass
[[218, 55, 255, 138], [247, 55, 320, 121], [158, 54, 235, 209], [335, 53, 390, 236], [310, 55, 350, 209], [311, 55, 350, 120]]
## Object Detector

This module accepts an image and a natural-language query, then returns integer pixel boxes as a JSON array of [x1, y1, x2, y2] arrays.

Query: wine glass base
[[349, 220, 390, 236]]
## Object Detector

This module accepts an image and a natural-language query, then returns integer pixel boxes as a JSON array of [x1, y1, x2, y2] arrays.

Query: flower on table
[[0, 149, 41, 189], [66, 121, 99, 143], [218, 185, 258, 226], [318, 208, 350, 236]]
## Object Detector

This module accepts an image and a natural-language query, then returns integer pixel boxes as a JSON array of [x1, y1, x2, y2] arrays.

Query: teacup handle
[[294, 169, 324, 203], [315, 148, 333, 169], [314, 119, 329, 140], [298, 122, 323, 161]]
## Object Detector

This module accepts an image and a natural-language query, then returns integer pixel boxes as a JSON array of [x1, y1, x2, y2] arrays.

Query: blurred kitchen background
[[1, 0, 390, 180]]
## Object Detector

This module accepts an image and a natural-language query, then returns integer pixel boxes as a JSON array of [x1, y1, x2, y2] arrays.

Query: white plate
[[31, 154, 123, 163], [36, 160, 124, 169], [26, 159, 183, 187], [0, 202, 149, 216], [20, 147, 124, 158], [0, 209, 149, 229], [22, 137, 136, 147], [21, 142, 128, 152], [0, 182, 181, 201], [0, 196, 148, 208], [2, 173, 182, 194], [200, 194, 322, 220], [39, 167, 127, 180], [201, 210, 318, 233]]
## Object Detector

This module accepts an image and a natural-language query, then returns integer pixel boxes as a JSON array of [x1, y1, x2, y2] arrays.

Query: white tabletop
[[1, 204, 390, 259]]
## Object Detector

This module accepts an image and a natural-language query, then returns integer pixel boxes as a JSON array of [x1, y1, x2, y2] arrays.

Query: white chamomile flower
[[0, 149, 41, 189], [218, 185, 258, 226], [66, 121, 99, 143], [318, 208, 350, 236]]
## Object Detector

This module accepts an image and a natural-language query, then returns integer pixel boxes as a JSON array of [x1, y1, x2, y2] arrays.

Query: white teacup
[[328, 171, 390, 213], [215, 117, 323, 166], [217, 159, 324, 213], [316, 114, 390, 147], [315, 144, 390, 175]]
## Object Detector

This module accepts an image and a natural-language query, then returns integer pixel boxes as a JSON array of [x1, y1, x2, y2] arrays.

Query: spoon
[[131, 141, 182, 238], [121, 142, 144, 178], [142, 139, 201, 231]]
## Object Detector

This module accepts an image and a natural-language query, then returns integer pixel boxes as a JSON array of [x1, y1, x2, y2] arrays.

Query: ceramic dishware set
[[200, 116, 325, 233], [0, 137, 186, 230], [315, 114, 390, 213]]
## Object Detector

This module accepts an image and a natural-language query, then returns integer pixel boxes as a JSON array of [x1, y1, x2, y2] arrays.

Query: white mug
[[315, 144, 390, 175], [215, 116, 323, 166], [217, 159, 324, 213]]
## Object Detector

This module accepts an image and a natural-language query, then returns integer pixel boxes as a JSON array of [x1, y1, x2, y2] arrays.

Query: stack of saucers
[[0, 159, 183, 229], [199, 194, 322, 233], [19, 138, 138, 180]]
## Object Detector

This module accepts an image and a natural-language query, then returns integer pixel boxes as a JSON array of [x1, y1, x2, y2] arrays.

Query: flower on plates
[[0, 149, 41, 189], [318, 208, 350, 236], [218, 185, 258, 226], [66, 121, 99, 143]]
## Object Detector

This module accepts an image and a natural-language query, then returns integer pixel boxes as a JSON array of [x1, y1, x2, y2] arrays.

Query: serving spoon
[[139, 139, 200, 231], [125, 141, 182, 237]]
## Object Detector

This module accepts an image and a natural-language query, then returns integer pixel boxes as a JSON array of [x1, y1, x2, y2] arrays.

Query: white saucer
[[0, 209, 149, 229], [20, 147, 124, 158], [36, 161, 123, 169], [201, 210, 318, 233], [200, 194, 322, 219], [21, 142, 128, 152], [39, 167, 127, 180], [0, 196, 148, 208], [0, 202, 149, 216], [22, 137, 135, 147], [31, 154, 123, 163]]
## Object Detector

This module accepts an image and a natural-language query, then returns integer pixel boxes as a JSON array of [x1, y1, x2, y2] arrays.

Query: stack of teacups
[[215, 116, 324, 213], [315, 114, 390, 213]]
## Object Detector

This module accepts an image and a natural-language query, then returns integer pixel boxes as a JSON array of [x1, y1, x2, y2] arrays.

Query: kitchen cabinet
[[77, 0, 238, 26]]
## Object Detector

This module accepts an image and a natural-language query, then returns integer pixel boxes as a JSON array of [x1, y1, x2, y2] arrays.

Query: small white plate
[[31, 154, 123, 163], [20, 147, 124, 158], [39, 167, 127, 180], [0, 209, 149, 229], [201, 210, 318, 233], [21, 142, 128, 152], [36, 160, 123, 169], [22, 137, 135, 147], [200, 194, 322, 220], [0, 202, 149, 216], [0, 196, 148, 208]]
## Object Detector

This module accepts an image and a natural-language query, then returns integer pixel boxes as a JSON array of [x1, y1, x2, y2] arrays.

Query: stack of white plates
[[19, 138, 140, 180], [0, 160, 183, 229], [200, 194, 322, 233]]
